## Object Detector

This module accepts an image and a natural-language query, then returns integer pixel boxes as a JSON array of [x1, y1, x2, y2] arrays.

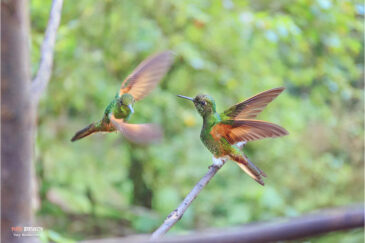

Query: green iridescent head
[[118, 93, 135, 114], [177, 94, 216, 117], [120, 93, 134, 105]]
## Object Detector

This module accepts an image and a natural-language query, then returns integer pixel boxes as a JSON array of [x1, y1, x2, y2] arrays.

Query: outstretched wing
[[110, 115, 163, 144], [210, 119, 288, 144], [119, 51, 174, 101], [222, 87, 285, 119]]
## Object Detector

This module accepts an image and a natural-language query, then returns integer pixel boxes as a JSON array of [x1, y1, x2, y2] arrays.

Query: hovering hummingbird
[[177, 88, 288, 185], [71, 51, 174, 143]]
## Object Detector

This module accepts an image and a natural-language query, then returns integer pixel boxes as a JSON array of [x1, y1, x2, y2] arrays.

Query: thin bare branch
[[31, 0, 63, 104], [151, 158, 227, 240]]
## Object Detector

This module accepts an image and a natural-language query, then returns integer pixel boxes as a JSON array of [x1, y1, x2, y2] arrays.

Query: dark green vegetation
[[30, 0, 363, 242]]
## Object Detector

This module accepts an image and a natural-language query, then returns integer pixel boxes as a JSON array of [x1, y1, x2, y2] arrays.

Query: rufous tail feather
[[229, 154, 266, 186], [71, 123, 99, 142]]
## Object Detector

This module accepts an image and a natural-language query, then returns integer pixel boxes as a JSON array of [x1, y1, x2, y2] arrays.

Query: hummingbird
[[177, 87, 288, 185], [71, 51, 174, 143]]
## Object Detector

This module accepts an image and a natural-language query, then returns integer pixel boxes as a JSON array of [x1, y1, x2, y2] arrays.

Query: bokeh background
[[30, 0, 364, 242]]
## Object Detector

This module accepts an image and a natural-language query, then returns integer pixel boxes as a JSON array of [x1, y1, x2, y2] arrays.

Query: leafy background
[[30, 0, 364, 242]]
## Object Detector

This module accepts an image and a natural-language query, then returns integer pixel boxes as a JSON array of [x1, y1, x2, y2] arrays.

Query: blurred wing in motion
[[222, 87, 285, 119], [110, 115, 163, 144], [119, 51, 174, 101], [211, 119, 288, 144]]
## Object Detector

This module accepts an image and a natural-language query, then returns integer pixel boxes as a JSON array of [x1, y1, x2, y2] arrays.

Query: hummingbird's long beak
[[177, 95, 194, 101], [128, 104, 134, 113]]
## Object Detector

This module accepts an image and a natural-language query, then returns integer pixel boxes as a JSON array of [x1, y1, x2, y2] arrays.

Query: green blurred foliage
[[30, 0, 363, 241]]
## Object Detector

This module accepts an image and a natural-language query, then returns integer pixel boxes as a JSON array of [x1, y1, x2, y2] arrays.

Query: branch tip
[[151, 159, 226, 239]]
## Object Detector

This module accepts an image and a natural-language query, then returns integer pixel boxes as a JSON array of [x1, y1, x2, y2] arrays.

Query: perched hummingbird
[[71, 51, 174, 143], [177, 88, 288, 185]]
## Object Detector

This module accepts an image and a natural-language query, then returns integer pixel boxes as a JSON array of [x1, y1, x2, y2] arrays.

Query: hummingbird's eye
[[200, 101, 207, 106]]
